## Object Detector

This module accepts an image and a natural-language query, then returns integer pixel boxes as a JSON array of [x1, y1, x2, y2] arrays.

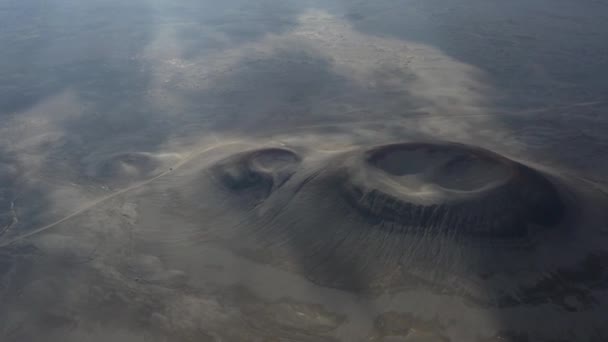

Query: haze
[[1, 0, 608, 341]]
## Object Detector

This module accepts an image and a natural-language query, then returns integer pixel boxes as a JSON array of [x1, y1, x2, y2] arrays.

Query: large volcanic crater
[[339, 142, 566, 239]]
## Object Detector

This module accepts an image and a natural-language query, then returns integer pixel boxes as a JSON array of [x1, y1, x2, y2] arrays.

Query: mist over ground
[[1, 0, 608, 341]]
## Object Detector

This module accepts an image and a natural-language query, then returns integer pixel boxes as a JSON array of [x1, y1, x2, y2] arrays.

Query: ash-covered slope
[[201, 141, 576, 295]]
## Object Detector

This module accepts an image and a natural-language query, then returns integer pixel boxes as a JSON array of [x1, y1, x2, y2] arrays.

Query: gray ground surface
[[1, 0, 608, 341]]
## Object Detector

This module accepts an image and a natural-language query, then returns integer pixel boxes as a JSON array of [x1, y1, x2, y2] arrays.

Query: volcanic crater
[[340, 142, 565, 238], [211, 147, 302, 200]]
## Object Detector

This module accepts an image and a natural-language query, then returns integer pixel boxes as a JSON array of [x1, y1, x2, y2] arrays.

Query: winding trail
[[0, 141, 241, 247]]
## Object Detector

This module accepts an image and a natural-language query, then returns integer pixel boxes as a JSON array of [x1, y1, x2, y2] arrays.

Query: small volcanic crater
[[211, 147, 301, 200], [341, 142, 565, 238], [87, 152, 179, 186]]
